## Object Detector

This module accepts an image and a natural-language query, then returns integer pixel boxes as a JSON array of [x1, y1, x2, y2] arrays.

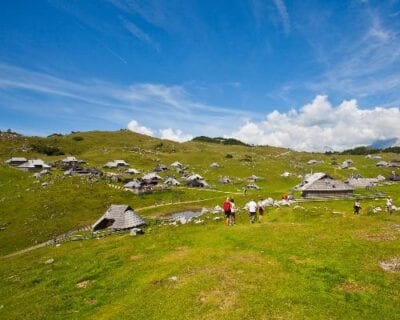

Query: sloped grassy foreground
[[1, 208, 399, 320]]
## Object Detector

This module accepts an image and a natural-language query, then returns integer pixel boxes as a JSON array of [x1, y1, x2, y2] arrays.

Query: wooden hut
[[164, 177, 181, 186], [17, 159, 51, 171], [187, 179, 209, 188], [5, 157, 27, 166], [92, 205, 145, 231], [299, 173, 353, 199]]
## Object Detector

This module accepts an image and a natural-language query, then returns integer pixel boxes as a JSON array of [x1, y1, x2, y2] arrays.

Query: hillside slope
[[0, 130, 399, 255]]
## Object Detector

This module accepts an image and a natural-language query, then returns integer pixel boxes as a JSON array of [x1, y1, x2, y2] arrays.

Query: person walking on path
[[353, 199, 361, 215], [245, 199, 258, 224], [223, 197, 232, 225], [257, 198, 265, 223], [230, 198, 236, 225], [386, 196, 393, 214]]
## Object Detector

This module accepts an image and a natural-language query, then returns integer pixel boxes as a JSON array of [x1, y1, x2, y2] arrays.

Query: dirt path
[[2, 241, 52, 259], [136, 196, 224, 213], [108, 183, 243, 196], [175, 186, 243, 195]]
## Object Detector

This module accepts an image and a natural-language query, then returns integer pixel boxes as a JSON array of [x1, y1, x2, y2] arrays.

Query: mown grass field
[[0, 130, 399, 319]]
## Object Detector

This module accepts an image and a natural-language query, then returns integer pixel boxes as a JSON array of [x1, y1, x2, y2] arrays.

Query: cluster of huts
[[123, 168, 211, 193], [4, 153, 399, 199], [3, 156, 221, 191], [5, 157, 51, 171]]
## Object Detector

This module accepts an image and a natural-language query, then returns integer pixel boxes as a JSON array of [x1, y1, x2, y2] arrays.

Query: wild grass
[[1, 208, 399, 319], [0, 130, 399, 319]]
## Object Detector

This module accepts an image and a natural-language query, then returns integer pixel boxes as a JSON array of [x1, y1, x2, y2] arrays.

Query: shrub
[[72, 136, 84, 141], [31, 143, 64, 156]]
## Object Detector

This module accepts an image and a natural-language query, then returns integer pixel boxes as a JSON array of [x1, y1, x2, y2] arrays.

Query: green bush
[[31, 143, 64, 156]]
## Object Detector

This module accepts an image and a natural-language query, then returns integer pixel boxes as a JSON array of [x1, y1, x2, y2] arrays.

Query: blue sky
[[0, 0, 400, 150]]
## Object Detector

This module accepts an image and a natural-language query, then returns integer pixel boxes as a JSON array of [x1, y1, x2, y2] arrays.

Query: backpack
[[223, 200, 231, 212]]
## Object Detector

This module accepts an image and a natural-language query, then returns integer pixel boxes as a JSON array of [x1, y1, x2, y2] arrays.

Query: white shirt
[[230, 202, 236, 213], [387, 198, 392, 206], [246, 201, 257, 213]]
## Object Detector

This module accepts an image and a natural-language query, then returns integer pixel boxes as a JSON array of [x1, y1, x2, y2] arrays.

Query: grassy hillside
[[0, 130, 399, 319], [1, 207, 400, 319], [0, 130, 399, 254]]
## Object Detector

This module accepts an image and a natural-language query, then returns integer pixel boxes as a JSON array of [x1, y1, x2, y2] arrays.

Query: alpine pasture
[[0, 130, 399, 319]]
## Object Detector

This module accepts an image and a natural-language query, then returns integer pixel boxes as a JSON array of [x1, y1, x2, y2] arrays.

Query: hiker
[[245, 199, 258, 224], [353, 199, 361, 215], [223, 197, 232, 225], [257, 198, 265, 223], [386, 196, 393, 214], [230, 198, 236, 225]]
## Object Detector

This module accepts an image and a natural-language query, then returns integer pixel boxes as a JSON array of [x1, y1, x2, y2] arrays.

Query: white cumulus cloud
[[159, 128, 193, 142], [127, 119, 192, 142], [231, 95, 400, 151], [127, 119, 154, 136]]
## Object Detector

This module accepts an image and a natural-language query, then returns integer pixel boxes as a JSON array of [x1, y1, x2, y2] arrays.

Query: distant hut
[[186, 173, 204, 181], [210, 162, 220, 168], [170, 161, 183, 168], [72, 167, 102, 177], [62, 156, 81, 165], [298, 173, 353, 199], [104, 161, 118, 168], [106, 172, 120, 183], [280, 171, 292, 178], [142, 172, 163, 185], [5, 157, 27, 166], [248, 175, 259, 182], [154, 164, 168, 172], [366, 155, 382, 160], [219, 176, 231, 184], [124, 179, 143, 190], [187, 179, 209, 188], [341, 159, 353, 169], [164, 177, 181, 186], [346, 175, 379, 188], [104, 160, 128, 168], [376, 161, 388, 167], [114, 160, 129, 167], [17, 159, 51, 171], [125, 168, 140, 174], [92, 205, 145, 231], [62, 156, 85, 169], [388, 162, 400, 168], [246, 183, 260, 190], [175, 167, 185, 174]]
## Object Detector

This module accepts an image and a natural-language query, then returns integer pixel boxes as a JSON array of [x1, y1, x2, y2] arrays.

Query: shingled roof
[[299, 173, 353, 192], [92, 205, 145, 231]]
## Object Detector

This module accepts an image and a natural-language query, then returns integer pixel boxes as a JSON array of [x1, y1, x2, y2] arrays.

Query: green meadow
[[0, 130, 399, 319]]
